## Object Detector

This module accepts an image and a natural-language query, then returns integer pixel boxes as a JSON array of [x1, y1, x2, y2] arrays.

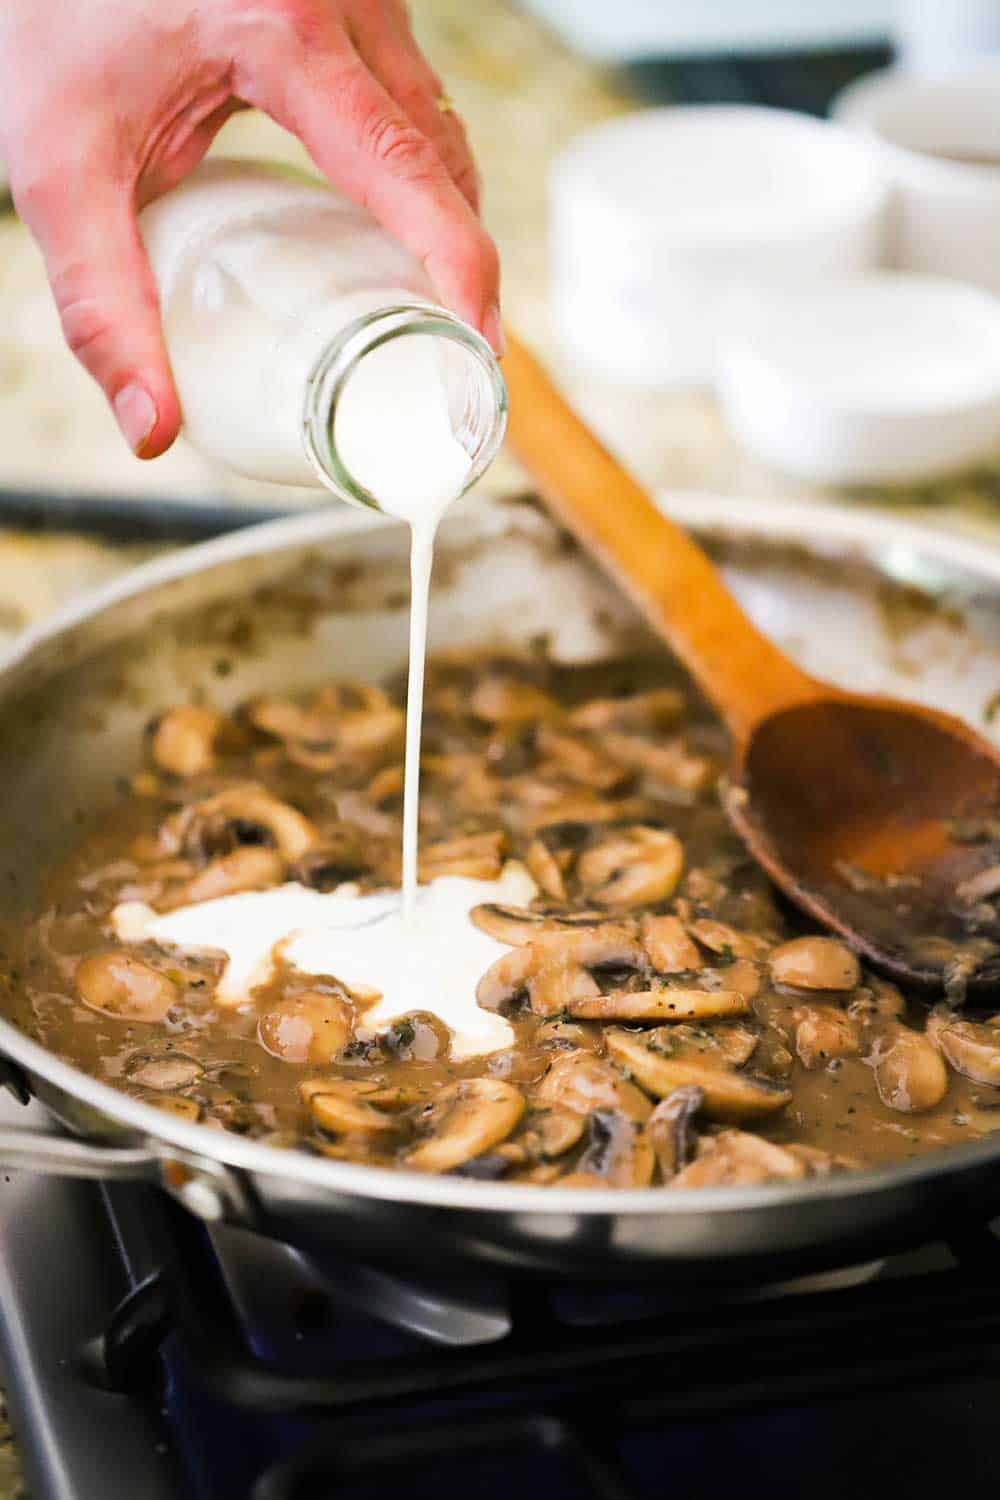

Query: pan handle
[[0, 1127, 255, 1223], [0, 1127, 161, 1180]]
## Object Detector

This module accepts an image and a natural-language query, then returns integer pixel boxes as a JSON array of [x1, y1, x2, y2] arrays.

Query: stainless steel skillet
[[0, 491, 998, 1282]]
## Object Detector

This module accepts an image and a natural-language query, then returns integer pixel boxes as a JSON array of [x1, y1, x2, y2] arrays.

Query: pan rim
[[3, 488, 1000, 1219]]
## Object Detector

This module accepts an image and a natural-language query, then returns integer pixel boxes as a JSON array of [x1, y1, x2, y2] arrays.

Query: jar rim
[[302, 301, 508, 511]]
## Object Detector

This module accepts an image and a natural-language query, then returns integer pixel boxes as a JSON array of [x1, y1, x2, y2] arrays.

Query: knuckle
[[362, 109, 442, 183], [56, 294, 116, 365]]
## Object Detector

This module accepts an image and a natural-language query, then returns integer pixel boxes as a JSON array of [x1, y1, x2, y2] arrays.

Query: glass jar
[[141, 160, 507, 511]]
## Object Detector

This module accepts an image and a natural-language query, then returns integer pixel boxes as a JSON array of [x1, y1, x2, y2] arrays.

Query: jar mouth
[[302, 302, 508, 512]]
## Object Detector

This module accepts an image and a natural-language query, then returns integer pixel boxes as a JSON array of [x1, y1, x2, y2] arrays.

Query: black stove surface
[[2, 1104, 1000, 1500]]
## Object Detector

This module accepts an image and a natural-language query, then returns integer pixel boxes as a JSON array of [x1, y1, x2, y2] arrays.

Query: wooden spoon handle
[[503, 332, 821, 743]]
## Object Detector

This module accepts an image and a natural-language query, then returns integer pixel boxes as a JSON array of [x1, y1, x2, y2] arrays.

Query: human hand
[[0, 0, 500, 457]]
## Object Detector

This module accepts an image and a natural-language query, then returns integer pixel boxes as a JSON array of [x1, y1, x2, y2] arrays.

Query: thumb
[[18, 172, 181, 457]]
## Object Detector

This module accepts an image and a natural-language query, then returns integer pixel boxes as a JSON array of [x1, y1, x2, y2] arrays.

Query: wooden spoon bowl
[[504, 334, 1000, 995]]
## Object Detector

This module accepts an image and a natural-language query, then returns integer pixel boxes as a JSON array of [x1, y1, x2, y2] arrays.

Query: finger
[[241, 40, 501, 349], [348, 1, 479, 211], [16, 169, 180, 456]]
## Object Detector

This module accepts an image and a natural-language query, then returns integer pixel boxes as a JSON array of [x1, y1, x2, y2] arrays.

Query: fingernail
[[113, 383, 157, 455], [483, 303, 506, 357]]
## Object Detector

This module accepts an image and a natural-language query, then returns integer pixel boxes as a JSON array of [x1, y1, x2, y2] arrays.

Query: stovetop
[[2, 1094, 1000, 1500]]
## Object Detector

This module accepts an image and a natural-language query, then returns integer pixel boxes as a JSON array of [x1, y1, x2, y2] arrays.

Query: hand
[[0, 0, 500, 457]]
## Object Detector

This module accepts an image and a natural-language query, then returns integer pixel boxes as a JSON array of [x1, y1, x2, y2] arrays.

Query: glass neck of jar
[[302, 302, 508, 512]]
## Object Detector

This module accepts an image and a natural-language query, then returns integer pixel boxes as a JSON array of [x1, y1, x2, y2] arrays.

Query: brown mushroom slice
[[475, 925, 646, 1014], [867, 1024, 949, 1112], [647, 1085, 704, 1180], [535, 1049, 652, 1123], [163, 784, 318, 861], [258, 992, 353, 1065], [126, 1053, 204, 1091], [151, 706, 225, 778], [300, 1078, 398, 1135], [847, 978, 906, 1024], [671, 1130, 807, 1188], [601, 732, 712, 793], [567, 986, 748, 1023], [519, 1105, 587, 1161], [569, 688, 685, 733], [926, 1007, 1000, 1087], [574, 1110, 655, 1187], [468, 675, 561, 725], [404, 1079, 525, 1173], [769, 936, 860, 992], [688, 919, 771, 962], [640, 914, 702, 974], [577, 826, 684, 908], [164, 846, 285, 907], [468, 903, 606, 947], [419, 830, 506, 882], [533, 1017, 603, 1052], [605, 1028, 791, 1123], [535, 726, 625, 791], [77, 953, 178, 1022], [524, 837, 568, 901], [793, 1004, 862, 1070]]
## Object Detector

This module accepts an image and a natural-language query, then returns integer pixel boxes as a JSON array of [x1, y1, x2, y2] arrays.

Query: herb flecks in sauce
[[8, 649, 1000, 1189]]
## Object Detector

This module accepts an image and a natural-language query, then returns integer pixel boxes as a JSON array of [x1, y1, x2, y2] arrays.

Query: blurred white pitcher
[[895, 0, 1000, 72]]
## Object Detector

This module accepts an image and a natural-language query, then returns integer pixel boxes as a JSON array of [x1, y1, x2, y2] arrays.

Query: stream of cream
[[112, 331, 516, 1056]]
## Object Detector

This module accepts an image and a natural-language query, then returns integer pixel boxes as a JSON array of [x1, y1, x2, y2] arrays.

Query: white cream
[[332, 333, 472, 919], [113, 864, 536, 1060]]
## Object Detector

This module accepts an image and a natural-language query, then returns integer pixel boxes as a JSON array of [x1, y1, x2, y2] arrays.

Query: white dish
[[833, 63, 1000, 292], [717, 272, 1000, 483], [549, 106, 889, 386]]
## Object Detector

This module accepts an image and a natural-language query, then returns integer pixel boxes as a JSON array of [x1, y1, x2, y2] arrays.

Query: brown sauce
[[4, 649, 999, 1190]]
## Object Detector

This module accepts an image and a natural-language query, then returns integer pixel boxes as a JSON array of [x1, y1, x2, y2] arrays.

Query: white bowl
[[717, 272, 1000, 484], [549, 105, 890, 387], [833, 64, 1000, 292]]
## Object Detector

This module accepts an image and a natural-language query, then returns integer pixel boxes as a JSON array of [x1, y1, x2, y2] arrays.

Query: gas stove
[[1, 1091, 999, 1500]]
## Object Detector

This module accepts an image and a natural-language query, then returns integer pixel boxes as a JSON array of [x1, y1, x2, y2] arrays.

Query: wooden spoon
[[503, 333, 1000, 996]]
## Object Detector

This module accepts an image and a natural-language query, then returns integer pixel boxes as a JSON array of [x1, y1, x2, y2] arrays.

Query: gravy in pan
[[6, 649, 1000, 1189]]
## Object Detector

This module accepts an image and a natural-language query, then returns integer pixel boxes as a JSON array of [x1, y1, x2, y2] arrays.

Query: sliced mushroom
[[469, 903, 606, 946], [259, 992, 353, 1065], [847, 977, 907, 1024], [769, 936, 860, 992], [150, 705, 225, 778], [524, 835, 568, 901], [291, 828, 375, 891], [867, 1023, 949, 1112], [469, 675, 561, 725], [535, 726, 625, 791], [647, 1085, 704, 1180], [162, 784, 317, 861], [535, 1048, 652, 1123], [533, 1017, 603, 1052], [567, 986, 748, 1023], [475, 925, 647, 1015], [569, 688, 685, 733], [577, 826, 684, 907], [250, 685, 403, 760], [671, 1129, 807, 1188], [77, 953, 178, 1022], [688, 919, 770, 962], [605, 1028, 791, 1123], [300, 1078, 399, 1135], [125, 1052, 203, 1091], [404, 1079, 525, 1173], [163, 846, 285, 907], [574, 1110, 655, 1187], [519, 1105, 587, 1161], [418, 830, 506, 882], [793, 1004, 861, 1070], [640, 913, 702, 974], [601, 732, 712, 793], [926, 1006, 1000, 1087]]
